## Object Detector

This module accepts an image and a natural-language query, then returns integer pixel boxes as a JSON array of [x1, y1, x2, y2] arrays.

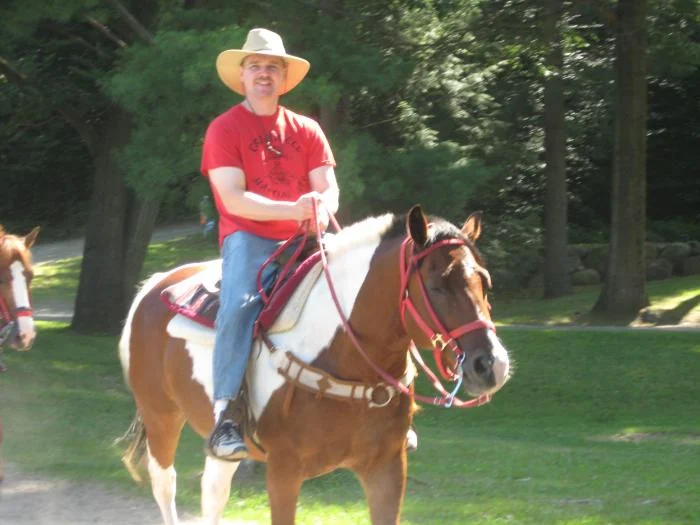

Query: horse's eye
[[429, 280, 448, 294]]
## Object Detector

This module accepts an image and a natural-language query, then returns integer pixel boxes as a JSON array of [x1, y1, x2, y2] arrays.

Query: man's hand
[[294, 192, 329, 233]]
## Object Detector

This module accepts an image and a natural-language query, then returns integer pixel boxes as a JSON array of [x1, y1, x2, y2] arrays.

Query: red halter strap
[[309, 203, 493, 409], [398, 237, 495, 380], [0, 295, 12, 324]]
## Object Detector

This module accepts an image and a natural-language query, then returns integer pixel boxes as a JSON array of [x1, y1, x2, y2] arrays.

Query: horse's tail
[[115, 412, 148, 484]]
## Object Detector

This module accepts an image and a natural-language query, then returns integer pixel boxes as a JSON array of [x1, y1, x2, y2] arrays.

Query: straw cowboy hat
[[216, 28, 310, 96]]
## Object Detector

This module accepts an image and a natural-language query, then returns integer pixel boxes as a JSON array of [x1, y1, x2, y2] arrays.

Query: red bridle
[[398, 237, 495, 381], [307, 204, 495, 409]]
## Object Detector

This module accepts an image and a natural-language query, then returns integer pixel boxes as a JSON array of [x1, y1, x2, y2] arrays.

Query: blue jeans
[[213, 231, 282, 402]]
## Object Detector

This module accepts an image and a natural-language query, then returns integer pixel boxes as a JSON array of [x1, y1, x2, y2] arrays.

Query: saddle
[[160, 249, 323, 336]]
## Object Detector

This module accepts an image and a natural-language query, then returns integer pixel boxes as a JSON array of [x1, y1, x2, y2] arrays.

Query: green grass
[[493, 274, 700, 327], [1, 325, 699, 524], [5, 233, 700, 523]]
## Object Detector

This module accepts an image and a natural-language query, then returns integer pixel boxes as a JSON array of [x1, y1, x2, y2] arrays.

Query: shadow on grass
[[645, 293, 700, 325]]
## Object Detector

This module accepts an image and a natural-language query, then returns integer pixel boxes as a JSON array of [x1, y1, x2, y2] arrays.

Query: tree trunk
[[542, 0, 572, 298], [593, 0, 649, 319], [319, 95, 347, 136], [122, 194, 162, 304], [72, 107, 163, 334], [72, 107, 132, 334]]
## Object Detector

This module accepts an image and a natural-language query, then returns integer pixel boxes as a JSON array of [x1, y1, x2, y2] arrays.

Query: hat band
[[250, 46, 284, 53]]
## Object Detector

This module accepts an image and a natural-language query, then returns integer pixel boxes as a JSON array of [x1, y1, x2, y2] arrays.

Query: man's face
[[240, 54, 287, 99]]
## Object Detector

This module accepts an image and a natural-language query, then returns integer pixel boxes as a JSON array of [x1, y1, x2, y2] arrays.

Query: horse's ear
[[407, 205, 429, 246], [24, 226, 40, 248], [462, 211, 483, 242]]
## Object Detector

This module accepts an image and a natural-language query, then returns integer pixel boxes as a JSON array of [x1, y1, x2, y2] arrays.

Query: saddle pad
[[257, 252, 323, 334], [162, 253, 324, 337], [267, 259, 323, 334], [160, 260, 222, 328]]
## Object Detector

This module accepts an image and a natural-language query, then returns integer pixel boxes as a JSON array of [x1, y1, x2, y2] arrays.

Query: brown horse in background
[[118, 206, 511, 524], [0, 225, 40, 482]]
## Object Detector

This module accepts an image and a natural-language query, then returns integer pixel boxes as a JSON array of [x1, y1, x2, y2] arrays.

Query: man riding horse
[[201, 28, 340, 461]]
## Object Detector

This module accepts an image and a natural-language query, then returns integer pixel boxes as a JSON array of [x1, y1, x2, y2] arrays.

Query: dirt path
[[0, 463, 170, 525], [31, 222, 202, 264]]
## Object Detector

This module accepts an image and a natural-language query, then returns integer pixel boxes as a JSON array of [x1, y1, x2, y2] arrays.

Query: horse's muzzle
[[462, 334, 510, 396], [3, 321, 35, 351]]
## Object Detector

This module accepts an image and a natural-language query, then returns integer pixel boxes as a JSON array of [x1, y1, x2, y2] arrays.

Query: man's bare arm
[[309, 165, 339, 214], [209, 166, 303, 221]]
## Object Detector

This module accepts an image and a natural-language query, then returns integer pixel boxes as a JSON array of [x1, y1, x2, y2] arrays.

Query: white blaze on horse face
[[247, 214, 396, 421], [487, 330, 510, 392], [10, 260, 35, 345], [461, 250, 510, 393]]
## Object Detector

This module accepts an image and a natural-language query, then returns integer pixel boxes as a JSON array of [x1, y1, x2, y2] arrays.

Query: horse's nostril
[[474, 354, 494, 377]]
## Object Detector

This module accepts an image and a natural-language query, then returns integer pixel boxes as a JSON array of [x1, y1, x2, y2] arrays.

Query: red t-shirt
[[201, 104, 336, 245]]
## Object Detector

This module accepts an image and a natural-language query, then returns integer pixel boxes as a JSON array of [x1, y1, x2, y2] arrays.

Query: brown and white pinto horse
[[0, 224, 40, 482], [118, 206, 511, 525]]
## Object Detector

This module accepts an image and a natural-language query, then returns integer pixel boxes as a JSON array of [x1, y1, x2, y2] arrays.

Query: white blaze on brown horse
[[118, 206, 511, 525], [0, 224, 40, 483], [0, 226, 39, 353]]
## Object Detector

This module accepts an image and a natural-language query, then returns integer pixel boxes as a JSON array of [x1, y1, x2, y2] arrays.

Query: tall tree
[[542, 0, 572, 297], [1, 1, 177, 334], [68, 2, 160, 334], [593, 0, 649, 319]]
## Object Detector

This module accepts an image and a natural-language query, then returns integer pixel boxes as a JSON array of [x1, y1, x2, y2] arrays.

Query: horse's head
[[0, 226, 40, 351], [401, 206, 510, 398]]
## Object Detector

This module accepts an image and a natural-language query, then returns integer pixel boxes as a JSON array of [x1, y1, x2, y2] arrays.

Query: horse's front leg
[[356, 450, 407, 525], [266, 454, 303, 525]]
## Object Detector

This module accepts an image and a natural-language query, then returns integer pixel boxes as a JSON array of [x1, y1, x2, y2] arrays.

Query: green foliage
[[649, 0, 700, 78], [104, 27, 244, 198], [0, 94, 92, 236], [648, 219, 700, 243], [3, 0, 700, 254], [480, 212, 544, 292]]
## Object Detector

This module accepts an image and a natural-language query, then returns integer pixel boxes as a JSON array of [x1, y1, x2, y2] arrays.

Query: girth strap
[[260, 332, 415, 409]]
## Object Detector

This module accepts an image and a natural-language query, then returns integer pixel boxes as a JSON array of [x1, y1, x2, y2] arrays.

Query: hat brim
[[216, 50, 310, 96]]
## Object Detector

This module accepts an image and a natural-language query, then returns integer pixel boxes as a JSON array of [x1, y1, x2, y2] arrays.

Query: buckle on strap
[[431, 333, 454, 352], [366, 383, 397, 408]]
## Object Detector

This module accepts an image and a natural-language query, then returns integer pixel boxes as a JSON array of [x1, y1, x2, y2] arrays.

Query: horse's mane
[[425, 215, 484, 265], [325, 213, 400, 256], [325, 212, 483, 265]]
